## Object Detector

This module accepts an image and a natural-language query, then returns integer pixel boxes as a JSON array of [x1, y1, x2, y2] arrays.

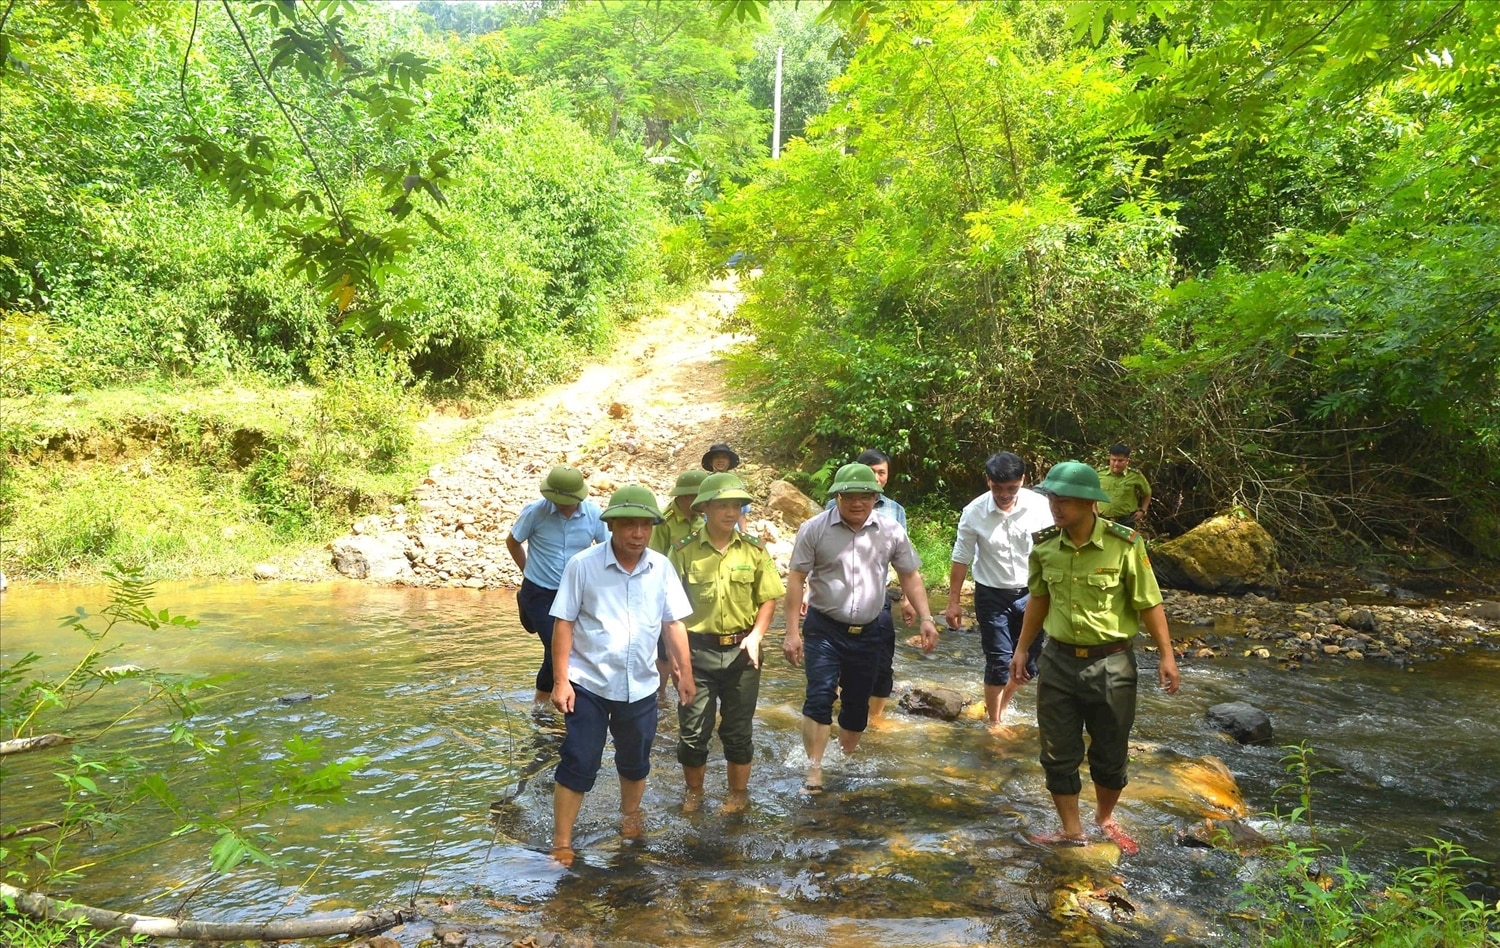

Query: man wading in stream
[[548, 485, 695, 865], [505, 466, 609, 708], [783, 463, 939, 793], [668, 473, 784, 813], [1009, 461, 1179, 854]]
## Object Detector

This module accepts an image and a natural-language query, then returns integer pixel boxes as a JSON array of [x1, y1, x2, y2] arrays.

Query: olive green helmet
[[693, 472, 754, 508], [600, 484, 665, 523], [539, 465, 587, 506], [827, 462, 885, 496], [670, 469, 710, 497], [1035, 461, 1111, 502]]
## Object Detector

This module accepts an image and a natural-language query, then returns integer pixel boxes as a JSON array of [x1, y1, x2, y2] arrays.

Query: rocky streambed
[[1162, 586, 1500, 668]]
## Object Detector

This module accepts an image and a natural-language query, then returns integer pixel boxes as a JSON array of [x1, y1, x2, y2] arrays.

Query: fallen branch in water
[[0, 734, 73, 757], [0, 884, 405, 941], [0, 822, 62, 841]]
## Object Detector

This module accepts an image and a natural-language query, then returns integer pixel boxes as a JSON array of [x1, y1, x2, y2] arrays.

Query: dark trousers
[[555, 686, 658, 793], [517, 578, 559, 694], [801, 609, 882, 733], [871, 598, 896, 699], [976, 584, 1040, 686]]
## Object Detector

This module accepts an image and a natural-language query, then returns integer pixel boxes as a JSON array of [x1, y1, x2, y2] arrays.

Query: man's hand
[[552, 679, 576, 714], [1009, 651, 1030, 685], [741, 633, 763, 670], [917, 618, 938, 654], [676, 673, 697, 706], [783, 627, 804, 667], [1158, 651, 1180, 695], [900, 598, 917, 626], [943, 600, 963, 630]]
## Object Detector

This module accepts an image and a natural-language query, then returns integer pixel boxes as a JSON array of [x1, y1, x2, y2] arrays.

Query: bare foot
[[681, 789, 703, 814], [621, 810, 645, 839], [550, 845, 576, 867], [1097, 820, 1139, 855], [802, 764, 823, 794], [720, 790, 750, 814]]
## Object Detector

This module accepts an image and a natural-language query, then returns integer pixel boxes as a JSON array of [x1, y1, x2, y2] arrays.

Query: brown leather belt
[[1050, 639, 1131, 659], [690, 630, 751, 648]]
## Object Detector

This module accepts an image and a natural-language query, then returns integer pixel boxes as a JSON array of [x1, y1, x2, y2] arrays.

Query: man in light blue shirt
[[506, 466, 609, 706], [548, 485, 695, 865], [821, 449, 912, 719]]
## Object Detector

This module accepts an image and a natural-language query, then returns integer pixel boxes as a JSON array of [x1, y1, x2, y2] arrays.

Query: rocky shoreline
[[1162, 586, 1500, 667]]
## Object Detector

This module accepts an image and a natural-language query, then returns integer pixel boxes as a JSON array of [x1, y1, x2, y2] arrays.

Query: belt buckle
[[718, 633, 736, 646], [1073, 646, 1090, 658]]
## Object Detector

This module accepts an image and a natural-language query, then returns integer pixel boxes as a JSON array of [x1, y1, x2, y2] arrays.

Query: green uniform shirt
[[649, 503, 702, 556], [1097, 467, 1151, 519], [668, 530, 786, 635], [1027, 516, 1162, 646]]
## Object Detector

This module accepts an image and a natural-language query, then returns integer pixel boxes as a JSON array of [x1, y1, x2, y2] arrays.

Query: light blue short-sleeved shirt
[[509, 498, 609, 589], [824, 493, 907, 530], [550, 542, 693, 703]]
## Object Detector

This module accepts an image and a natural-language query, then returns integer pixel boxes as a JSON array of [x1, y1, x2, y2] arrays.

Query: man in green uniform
[[1009, 461, 1179, 855], [648, 470, 710, 692], [668, 473, 785, 813], [1097, 443, 1151, 530], [650, 470, 708, 555]]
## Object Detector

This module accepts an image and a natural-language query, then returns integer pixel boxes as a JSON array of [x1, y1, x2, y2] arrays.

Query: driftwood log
[[0, 734, 73, 756], [0, 883, 405, 941]]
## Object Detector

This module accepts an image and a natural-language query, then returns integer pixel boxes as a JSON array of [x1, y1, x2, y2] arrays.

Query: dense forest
[[2, 0, 1497, 572]]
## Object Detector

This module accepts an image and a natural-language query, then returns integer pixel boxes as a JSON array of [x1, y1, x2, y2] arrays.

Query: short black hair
[[856, 449, 891, 467], [1109, 443, 1130, 456], [984, 451, 1025, 483]]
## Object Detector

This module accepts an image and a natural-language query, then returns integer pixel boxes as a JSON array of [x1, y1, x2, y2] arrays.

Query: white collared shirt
[[950, 487, 1053, 589], [550, 542, 692, 702]]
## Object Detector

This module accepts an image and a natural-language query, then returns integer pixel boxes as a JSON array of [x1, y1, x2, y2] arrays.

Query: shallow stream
[[1, 581, 1496, 946]]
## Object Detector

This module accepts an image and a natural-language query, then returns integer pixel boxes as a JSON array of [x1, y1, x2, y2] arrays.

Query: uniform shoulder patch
[[671, 530, 701, 551], [738, 532, 765, 549], [1032, 524, 1061, 544], [1105, 520, 1140, 544]]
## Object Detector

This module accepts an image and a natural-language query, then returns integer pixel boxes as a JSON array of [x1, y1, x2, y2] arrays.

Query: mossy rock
[[1151, 508, 1284, 594]]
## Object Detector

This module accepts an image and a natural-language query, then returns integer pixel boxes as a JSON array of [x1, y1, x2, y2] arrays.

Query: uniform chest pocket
[[1082, 571, 1123, 613], [1043, 570, 1067, 594], [728, 568, 754, 586], [686, 567, 719, 600]]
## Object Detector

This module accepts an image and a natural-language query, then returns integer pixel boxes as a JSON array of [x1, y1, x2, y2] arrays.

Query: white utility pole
[[772, 45, 784, 159]]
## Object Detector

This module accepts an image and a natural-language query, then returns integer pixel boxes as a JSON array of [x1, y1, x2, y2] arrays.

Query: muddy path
[[318, 278, 789, 588]]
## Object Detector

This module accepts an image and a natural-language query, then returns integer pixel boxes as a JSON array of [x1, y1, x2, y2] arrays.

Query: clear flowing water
[[1, 581, 1496, 946]]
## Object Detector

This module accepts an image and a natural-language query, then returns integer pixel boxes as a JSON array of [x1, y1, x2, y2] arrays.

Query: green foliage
[[1238, 744, 1500, 947], [721, 0, 1500, 562], [716, 1, 1176, 492]]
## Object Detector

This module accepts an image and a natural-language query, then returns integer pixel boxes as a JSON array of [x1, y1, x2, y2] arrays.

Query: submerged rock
[[1207, 701, 1274, 745], [898, 686, 970, 721]]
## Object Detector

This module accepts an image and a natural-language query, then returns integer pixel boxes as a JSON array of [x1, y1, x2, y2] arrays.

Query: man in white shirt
[[943, 452, 1053, 726], [548, 485, 696, 864]]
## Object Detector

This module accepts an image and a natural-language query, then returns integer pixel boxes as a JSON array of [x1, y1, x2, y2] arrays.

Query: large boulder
[[1151, 509, 1284, 594], [766, 480, 821, 529], [332, 533, 413, 581]]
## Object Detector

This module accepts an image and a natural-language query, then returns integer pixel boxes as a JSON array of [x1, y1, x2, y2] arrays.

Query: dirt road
[[323, 278, 787, 587]]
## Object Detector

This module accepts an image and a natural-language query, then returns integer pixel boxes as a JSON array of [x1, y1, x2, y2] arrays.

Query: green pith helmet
[[540, 465, 587, 506], [601, 484, 665, 523], [1035, 461, 1111, 502], [670, 469, 710, 497], [693, 472, 754, 508], [827, 462, 885, 495]]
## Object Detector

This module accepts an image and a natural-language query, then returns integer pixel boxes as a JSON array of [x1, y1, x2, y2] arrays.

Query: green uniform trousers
[[1036, 643, 1137, 796], [676, 643, 760, 768]]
